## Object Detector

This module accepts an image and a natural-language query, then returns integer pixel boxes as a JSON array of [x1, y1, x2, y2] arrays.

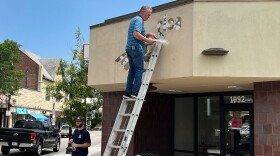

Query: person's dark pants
[[72, 152, 88, 156], [125, 48, 144, 95]]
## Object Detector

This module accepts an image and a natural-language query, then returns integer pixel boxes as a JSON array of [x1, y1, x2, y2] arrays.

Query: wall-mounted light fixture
[[202, 48, 229, 55]]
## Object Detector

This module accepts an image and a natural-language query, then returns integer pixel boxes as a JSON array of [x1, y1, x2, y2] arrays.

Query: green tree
[[0, 39, 23, 95], [47, 28, 103, 128]]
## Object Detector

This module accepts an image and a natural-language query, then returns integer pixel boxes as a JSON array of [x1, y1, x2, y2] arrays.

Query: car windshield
[[14, 121, 42, 129], [61, 126, 69, 130]]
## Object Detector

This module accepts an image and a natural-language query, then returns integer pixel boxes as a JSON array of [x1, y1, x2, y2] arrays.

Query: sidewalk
[[88, 130, 102, 156], [88, 144, 101, 156], [55, 130, 101, 156]]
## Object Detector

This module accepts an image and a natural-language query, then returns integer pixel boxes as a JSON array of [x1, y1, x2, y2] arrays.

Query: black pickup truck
[[0, 120, 60, 156]]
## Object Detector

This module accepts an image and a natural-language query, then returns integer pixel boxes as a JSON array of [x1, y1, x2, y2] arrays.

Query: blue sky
[[0, 0, 174, 62]]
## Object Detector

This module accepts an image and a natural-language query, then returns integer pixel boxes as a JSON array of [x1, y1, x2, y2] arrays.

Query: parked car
[[239, 120, 250, 151], [60, 125, 70, 138], [0, 120, 60, 156]]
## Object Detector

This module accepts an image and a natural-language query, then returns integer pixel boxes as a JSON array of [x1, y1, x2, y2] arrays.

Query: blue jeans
[[125, 46, 144, 95]]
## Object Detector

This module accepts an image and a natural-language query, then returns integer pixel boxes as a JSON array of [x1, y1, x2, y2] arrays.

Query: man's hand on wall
[[146, 33, 158, 39]]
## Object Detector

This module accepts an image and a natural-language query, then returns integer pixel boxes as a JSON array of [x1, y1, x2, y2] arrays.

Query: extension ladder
[[103, 37, 164, 156]]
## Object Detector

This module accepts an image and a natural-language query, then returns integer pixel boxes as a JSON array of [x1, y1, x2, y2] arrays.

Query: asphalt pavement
[[0, 130, 102, 156]]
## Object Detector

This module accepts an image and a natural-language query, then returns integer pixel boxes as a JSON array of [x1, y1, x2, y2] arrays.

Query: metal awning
[[16, 107, 28, 114], [29, 113, 48, 121]]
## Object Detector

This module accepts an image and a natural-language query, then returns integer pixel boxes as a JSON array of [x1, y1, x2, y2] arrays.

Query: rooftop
[[90, 0, 192, 29]]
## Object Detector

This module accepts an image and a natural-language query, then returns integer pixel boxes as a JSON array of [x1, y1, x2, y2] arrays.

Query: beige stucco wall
[[88, 4, 193, 91], [88, 1, 280, 93], [193, 1, 280, 77]]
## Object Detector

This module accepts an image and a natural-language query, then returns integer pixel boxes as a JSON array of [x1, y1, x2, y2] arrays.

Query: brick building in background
[[4, 50, 65, 128], [88, 0, 280, 155]]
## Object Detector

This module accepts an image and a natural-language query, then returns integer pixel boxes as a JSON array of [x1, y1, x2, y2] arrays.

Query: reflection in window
[[226, 111, 251, 155], [45, 88, 50, 101], [14, 121, 42, 129], [197, 97, 220, 155], [174, 97, 194, 154]]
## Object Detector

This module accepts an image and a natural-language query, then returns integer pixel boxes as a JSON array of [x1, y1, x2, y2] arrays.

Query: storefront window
[[174, 97, 194, 155], [174, 93, 253, 156], [197, 96, 220, 155]]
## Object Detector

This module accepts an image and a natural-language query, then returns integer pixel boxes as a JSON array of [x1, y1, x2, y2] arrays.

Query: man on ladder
[[104, 5, 164, 156], [124, 5, 157, 99]]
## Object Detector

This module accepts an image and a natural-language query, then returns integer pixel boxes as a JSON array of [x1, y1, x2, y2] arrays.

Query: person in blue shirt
[[124, 5, 157, 99], [69, 117, 91, 156]]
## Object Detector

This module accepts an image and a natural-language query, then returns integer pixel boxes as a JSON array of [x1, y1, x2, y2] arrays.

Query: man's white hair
[[140, 6, 152, 12]]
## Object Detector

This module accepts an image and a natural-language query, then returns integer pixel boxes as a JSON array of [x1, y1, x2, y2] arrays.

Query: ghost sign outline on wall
[[157, 15, 182, 33], [115, 14, 182, 70]]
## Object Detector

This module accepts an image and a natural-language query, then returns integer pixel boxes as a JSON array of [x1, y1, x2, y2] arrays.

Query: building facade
[[2, 50, 65, 128], [88, 0, 280, 155]]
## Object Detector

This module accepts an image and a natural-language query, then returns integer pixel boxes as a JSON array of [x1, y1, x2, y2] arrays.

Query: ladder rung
[[119, 113, 132, 117], [109, 145, 121, 149], [124, 98, 136, 102], [114, 129, 126, 132]]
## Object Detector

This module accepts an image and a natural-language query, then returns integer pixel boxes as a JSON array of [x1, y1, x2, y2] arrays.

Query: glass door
[[173, 93, 253, 156], [221, 104, 253, 156]]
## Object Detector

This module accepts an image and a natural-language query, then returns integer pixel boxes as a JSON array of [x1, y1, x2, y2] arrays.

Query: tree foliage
[[47, 28, 103, 128], [0, 39, 24, 95]]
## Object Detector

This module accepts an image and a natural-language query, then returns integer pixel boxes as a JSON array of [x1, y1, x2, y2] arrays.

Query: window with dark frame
[[45, 88, 51, 101]]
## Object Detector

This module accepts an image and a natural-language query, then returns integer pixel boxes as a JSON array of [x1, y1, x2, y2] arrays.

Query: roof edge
[[90, 0, 192, 29]]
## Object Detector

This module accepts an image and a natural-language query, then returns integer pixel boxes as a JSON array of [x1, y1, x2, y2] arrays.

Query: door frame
[[220, 103, 254, 155], [172, 91, 254, 156]]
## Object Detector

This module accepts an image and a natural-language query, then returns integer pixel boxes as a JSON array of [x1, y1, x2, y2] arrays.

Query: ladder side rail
[[117, 52, 159, 155], [142, 44, 159, 80], [142, 42, 161, 81], [124, 43, 162, 140], [117, 99, 144, 156], [119, 43, 162, 155], [118, 43, 163, 155], [112, 45, 161, 156], [104, 99, 129, 155], [115, 36, 165, 155], [142, 36, 163, 82], [126, 42, 161, 128], [139, 43, 161, 100]]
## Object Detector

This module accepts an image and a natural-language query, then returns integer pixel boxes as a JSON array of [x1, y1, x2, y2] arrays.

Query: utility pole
[[6, 94, 11, 128], [52, 103, 56, 126]]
